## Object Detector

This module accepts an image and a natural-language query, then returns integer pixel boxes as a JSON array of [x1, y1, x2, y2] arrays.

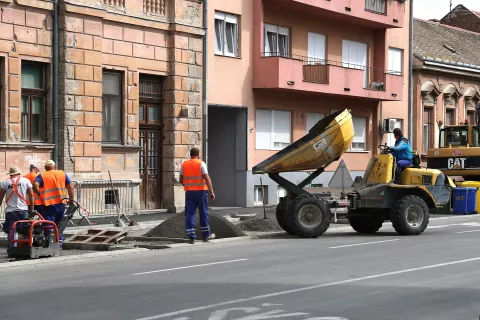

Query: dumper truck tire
[[276, 207, 294, 235], [391, 195, 429, 235], [285, 194, 330, 238], [347, 212, 383, 234]]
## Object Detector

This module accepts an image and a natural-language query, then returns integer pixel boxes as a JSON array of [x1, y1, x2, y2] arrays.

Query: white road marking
[[132, 259, 249, 276], [328, 239, 399, 249], [134, 256, 480, 320], [429, 222, 480, 229], [456, 229, 480, 234]]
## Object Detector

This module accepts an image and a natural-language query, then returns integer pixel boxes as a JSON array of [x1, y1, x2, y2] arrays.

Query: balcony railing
[[144, 0, 165, 15], [102, 0, 125, 8], [365, 0, 386, 14], [260, 52, 400, 91]]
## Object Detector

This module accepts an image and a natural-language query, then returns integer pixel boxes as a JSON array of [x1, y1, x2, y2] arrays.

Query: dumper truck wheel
[[285, 194, 330, 238], [276, 206, 294, 235], [391, 195, 429, 235], [347, 212, 383, 234]]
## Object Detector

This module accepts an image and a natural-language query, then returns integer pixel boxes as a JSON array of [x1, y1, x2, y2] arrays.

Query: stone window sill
[[102, 144, 142, 151], [0, 143, 55, 149]]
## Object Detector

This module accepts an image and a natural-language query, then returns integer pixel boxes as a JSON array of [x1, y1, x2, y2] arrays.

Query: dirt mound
[[237, 217, 283, 232], [144, 212, 246, 239]]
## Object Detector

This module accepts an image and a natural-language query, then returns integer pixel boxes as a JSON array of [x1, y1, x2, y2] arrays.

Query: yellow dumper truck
[[253, 109, 454, 238]]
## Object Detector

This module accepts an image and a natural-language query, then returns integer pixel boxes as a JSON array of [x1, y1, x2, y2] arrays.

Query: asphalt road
[[2, 215, 480, 320]]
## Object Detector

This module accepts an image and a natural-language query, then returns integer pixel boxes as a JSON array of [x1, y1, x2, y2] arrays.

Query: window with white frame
[[350, 117, 367, 151], [388, 47, 403, 75], [306, 112, 324, 132], [264, 24, 289, 57], [342, 40, 367, 70], [256, 109, 291, 150], [214, 12, 239, 57], [254, 185, 268, 205], [342, 40, 368, 87]]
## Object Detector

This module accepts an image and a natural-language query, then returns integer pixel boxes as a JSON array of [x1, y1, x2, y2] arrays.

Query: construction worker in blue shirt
[[390, 128, 413, 172]]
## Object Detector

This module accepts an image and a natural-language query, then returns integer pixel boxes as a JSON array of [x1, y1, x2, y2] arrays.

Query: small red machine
[[9, 198, 79, 259]]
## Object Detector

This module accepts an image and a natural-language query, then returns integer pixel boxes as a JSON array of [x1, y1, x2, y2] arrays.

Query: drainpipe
[[202, 0, 208, 165], [52, 0, 59, 165], [407, 0, 414, 142]]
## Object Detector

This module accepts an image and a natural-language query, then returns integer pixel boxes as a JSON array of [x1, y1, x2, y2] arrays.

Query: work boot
[[188, 238, 195, 244], [203, 233, 216, 242]]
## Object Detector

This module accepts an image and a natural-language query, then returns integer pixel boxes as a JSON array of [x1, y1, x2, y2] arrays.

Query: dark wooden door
[[139, 75, 163, 210], [139, 126, 162, 210]]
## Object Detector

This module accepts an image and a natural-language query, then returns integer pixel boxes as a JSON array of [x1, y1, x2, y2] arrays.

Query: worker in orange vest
[[32, 160, 74, 243], [179, 147, 216, 244], [23, 164, 44, 215]]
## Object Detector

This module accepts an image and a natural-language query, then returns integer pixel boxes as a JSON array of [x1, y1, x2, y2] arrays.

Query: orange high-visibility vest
[[182, 159, 208, 192], [5, 176, 27, 205], [39, 170, 67, 206], [24, 172, 43, 206]]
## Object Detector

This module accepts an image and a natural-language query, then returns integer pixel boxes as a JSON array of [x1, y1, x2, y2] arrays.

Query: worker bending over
[[33, 160, 74, 244], [24, 164, 44, 215], [0, 166, 34, 257], [180, 147, 216, 244], [390, 128, 413, 172]]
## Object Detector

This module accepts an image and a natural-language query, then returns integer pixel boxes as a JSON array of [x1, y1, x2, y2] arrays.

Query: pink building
[[207, 0, 411, 207]]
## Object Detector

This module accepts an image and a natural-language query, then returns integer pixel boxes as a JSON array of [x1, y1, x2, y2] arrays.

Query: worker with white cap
[[32, 160, 74, 244], [0, 166, 35, 257]]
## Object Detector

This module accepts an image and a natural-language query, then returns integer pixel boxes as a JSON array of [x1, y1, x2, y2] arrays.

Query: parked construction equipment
[[427, 103, 480, 180], [254, 109, 452, 238]]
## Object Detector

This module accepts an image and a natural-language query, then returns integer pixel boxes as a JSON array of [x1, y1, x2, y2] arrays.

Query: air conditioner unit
[[384, 118, 396, 133]]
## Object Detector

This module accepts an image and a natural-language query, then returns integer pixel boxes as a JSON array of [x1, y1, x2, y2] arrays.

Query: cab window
[[473, 128, 479, 147], [440, 126, 468, 147]]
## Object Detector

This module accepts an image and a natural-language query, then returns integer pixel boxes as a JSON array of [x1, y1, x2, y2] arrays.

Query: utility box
[[452, 187, 478, 215]]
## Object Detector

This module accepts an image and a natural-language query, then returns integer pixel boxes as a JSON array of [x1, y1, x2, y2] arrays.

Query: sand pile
[[144, 212, 246, 239], [236, 217, 283, 232]]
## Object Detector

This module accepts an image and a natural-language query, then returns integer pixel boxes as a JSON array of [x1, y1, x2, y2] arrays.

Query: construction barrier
[[0, 180, 134, 224], [73, 180, 134, 217]]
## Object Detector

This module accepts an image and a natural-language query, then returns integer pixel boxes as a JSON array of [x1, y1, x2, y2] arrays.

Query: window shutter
[[352, 117, 366, 143], [256, 109, 272, 149], [273, 110, 291, 149], [342, 40, 349, 66], [306, 113, 324, 132]]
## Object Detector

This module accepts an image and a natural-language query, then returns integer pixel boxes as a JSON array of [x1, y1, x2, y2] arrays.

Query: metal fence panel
[[74, 180, 134, 217], [0, 180, 134, 222]]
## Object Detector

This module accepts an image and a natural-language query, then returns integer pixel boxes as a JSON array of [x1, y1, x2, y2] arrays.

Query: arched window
[[421, 80, 440, 153], [463, 87, 479, 125], [443, 84, 461, 126]]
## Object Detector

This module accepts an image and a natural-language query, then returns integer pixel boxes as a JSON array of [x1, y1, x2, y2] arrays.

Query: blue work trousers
[[2, 210, 28, 256], [185, 191, 210, 239], [397, 159, 413, 172], [43, 204, 66, 243]]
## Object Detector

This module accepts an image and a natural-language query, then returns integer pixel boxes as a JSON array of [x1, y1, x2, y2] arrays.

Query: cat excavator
[[427, 103, 480, 180]]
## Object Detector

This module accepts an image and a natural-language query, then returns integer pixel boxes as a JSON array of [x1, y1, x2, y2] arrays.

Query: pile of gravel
[[144, 212, 246, 239], [236, 217, 283, 232]]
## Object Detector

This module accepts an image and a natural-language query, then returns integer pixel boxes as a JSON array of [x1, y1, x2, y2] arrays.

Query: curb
[[0, 248, 150, 269]]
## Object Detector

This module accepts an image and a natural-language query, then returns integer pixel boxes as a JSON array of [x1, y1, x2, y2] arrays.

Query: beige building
[[0, 0, 204, 212], [413, 8, 480, 155]]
